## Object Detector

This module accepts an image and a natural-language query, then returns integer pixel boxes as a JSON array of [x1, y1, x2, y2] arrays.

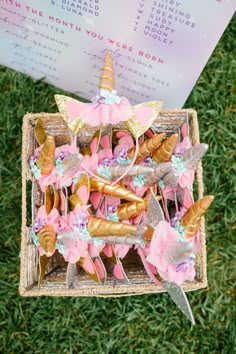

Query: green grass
[[0, 16, 235, 354]]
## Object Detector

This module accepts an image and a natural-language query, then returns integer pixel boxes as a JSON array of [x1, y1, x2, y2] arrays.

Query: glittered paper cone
[[90, 177, 143, 203], [99, 51, 115, 92], [116, 195, 161, 220], [163, 242, 193, 264], [152, 133, 178, 163], [128, 132, 166, 162], [87, 217, 138, 236], [180, 195, 214, 238]]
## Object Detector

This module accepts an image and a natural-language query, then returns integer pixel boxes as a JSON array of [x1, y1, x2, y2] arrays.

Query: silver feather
[[163, 281, 195, 325], [180, 144, 208, 170], [163, 241, 193, 264]]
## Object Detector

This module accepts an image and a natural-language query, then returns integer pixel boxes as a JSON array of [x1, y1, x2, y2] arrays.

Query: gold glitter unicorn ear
[[126, 101, 163, 139], [54, 94, 85, 135], [99, 51, 115, 92]]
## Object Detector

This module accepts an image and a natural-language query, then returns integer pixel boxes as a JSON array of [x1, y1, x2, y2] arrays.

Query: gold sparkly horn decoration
[[36, 135, 55, 175], [99, 51, 115, 92], [87, 216, 138, 237], [128, 132, 166, 162], [116, 195, 161, 220], [180, 195, 214, 238], [37, 224, 57, 257], [90, 176, 143, 203], [152, 133, 179, 163], [125, 101, 163, 139]]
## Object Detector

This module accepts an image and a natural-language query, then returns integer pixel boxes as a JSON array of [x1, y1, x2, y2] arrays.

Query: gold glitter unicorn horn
[[99, 51, 115, 92], [87, 217, 139, 237], [180, 195, 214, 238], [152, 133, 178, 164], [128, 132, 166, 162]]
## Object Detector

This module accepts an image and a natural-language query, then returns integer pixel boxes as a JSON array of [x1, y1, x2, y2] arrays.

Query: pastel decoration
[[147, 221, 196, 285], [126, 101, 163, 139]]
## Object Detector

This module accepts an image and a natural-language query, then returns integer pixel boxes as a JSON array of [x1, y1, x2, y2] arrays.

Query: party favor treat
[[20, 52, 213, 324]]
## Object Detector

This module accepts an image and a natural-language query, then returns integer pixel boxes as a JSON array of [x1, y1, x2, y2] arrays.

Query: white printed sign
[[0, 0, 234, 107]]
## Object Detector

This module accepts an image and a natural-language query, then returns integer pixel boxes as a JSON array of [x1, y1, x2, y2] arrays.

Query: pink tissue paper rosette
[[146, 220, 195, 286], [67, 97, 132, 126]]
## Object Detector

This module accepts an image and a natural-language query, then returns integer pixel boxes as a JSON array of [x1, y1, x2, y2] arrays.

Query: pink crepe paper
[[147, 220, 195, 285]]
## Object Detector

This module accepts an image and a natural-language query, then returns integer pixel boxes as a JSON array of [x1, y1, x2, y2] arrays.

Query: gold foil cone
[[128, 132, 166, 162], [38, 224, 56, 257], [87, 216, 137, 236], [152, 133, 178, 163], [117, 195, 161, 220], [99, 51, 115, 92], [90, 177, 143, 203], [36, 135, 55, 175], [180, 195, 214, 238]]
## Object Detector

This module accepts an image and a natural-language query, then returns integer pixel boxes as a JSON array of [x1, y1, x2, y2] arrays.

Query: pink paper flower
[[174, 137, 192, 157], [56, 206, 90, 263], [114, 134, 134, 157], [147, 221, 195, 285]]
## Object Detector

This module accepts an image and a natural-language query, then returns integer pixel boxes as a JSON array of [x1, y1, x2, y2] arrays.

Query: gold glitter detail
[[54, 95, 84, 134], [126, 101, 163, 138]]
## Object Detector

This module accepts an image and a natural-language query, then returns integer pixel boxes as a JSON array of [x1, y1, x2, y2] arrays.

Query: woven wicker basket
[[20, 109, 207, 297]]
